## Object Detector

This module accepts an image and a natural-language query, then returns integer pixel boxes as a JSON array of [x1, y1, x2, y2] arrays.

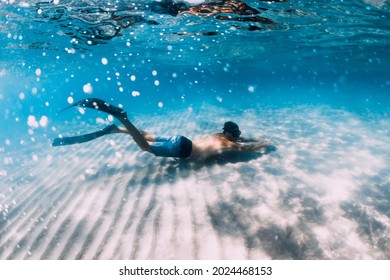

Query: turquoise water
[[1, 0, 389, 130], [0, 0, 390, 260]]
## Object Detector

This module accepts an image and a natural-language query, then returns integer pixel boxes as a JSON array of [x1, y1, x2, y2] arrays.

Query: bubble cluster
[[27, 115, 49, 128], [83, 83, 93, 94], [132, 91, 140, 97], [27, 116, 39, 128], [39, 116, 48, 127]]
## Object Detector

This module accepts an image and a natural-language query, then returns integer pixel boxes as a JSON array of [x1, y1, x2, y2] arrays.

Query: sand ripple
[[1, 105, 389, 259]]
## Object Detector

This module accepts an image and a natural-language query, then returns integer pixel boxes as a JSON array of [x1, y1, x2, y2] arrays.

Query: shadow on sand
[[64, 143, 390, 259], [88, 145, 278, 188]]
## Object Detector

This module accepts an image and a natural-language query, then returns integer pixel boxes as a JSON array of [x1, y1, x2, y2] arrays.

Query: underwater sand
[[1, 104, 390, 259]]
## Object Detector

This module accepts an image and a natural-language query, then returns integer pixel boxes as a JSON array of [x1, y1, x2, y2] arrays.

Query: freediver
[[52, 98, 273, 159]]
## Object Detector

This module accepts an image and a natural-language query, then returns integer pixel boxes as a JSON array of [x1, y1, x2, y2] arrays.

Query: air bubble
[[83, 83, 93, 94], [39, 116, 48, 127], [27, 116, 39, 128], [248, 85, 255, 93]]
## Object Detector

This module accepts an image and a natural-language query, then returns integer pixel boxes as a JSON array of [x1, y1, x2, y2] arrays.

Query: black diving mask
[[230, 129, 241, 138]]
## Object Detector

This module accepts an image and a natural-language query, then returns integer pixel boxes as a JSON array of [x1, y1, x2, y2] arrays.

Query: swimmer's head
[[223, 121, 241, 138]]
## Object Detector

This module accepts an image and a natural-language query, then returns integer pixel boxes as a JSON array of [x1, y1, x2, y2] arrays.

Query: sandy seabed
[[1, 104, 389, 260]]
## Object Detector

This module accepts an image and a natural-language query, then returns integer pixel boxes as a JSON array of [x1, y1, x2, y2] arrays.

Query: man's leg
[[116, 128, 157, 142], [115, 114, 152, 152], [140, 130, 157, 142], [64, 98, 153, 153]]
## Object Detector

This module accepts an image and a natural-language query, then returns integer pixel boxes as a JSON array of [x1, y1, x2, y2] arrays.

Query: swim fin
[[55, 98, 148, 148], [52, 124, 119, 146], [63, 98, 126, 118]]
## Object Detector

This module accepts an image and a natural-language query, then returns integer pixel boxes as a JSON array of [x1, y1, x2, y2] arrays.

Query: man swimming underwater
[[52, 98, 273, 159]]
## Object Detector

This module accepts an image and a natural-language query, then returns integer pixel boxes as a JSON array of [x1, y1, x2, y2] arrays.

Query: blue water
[[0, 0, 390, 260], [1, 1, 389, 128]]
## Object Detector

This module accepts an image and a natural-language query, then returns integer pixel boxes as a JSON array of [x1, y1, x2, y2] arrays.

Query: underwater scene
[[0, 0, 389, 259]]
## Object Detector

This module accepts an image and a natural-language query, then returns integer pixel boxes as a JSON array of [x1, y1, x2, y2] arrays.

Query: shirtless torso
[[191, 133, 233, 158], [190, 133, 271, 158]]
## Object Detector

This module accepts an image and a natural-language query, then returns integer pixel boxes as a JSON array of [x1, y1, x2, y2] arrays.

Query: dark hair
[[223, 121, 239, 133]]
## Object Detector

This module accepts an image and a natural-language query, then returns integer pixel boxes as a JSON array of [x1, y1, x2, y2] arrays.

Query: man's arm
[[237, 136, 262, 143], [228, 140, 273, 152]]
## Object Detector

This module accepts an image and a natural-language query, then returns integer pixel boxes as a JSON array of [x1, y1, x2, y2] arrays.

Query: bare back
[[190, 133, 236, 158]]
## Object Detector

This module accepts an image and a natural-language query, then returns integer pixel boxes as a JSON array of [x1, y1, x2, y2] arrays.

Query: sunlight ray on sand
[[0, 105, 389, 259]]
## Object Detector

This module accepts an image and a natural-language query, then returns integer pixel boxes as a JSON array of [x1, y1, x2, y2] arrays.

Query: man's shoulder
[[212, 133, 224, 137], [211, 133, 228, 140]]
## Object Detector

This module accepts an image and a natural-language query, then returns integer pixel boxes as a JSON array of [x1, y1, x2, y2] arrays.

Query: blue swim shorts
[[150, 135, 192, 158]]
